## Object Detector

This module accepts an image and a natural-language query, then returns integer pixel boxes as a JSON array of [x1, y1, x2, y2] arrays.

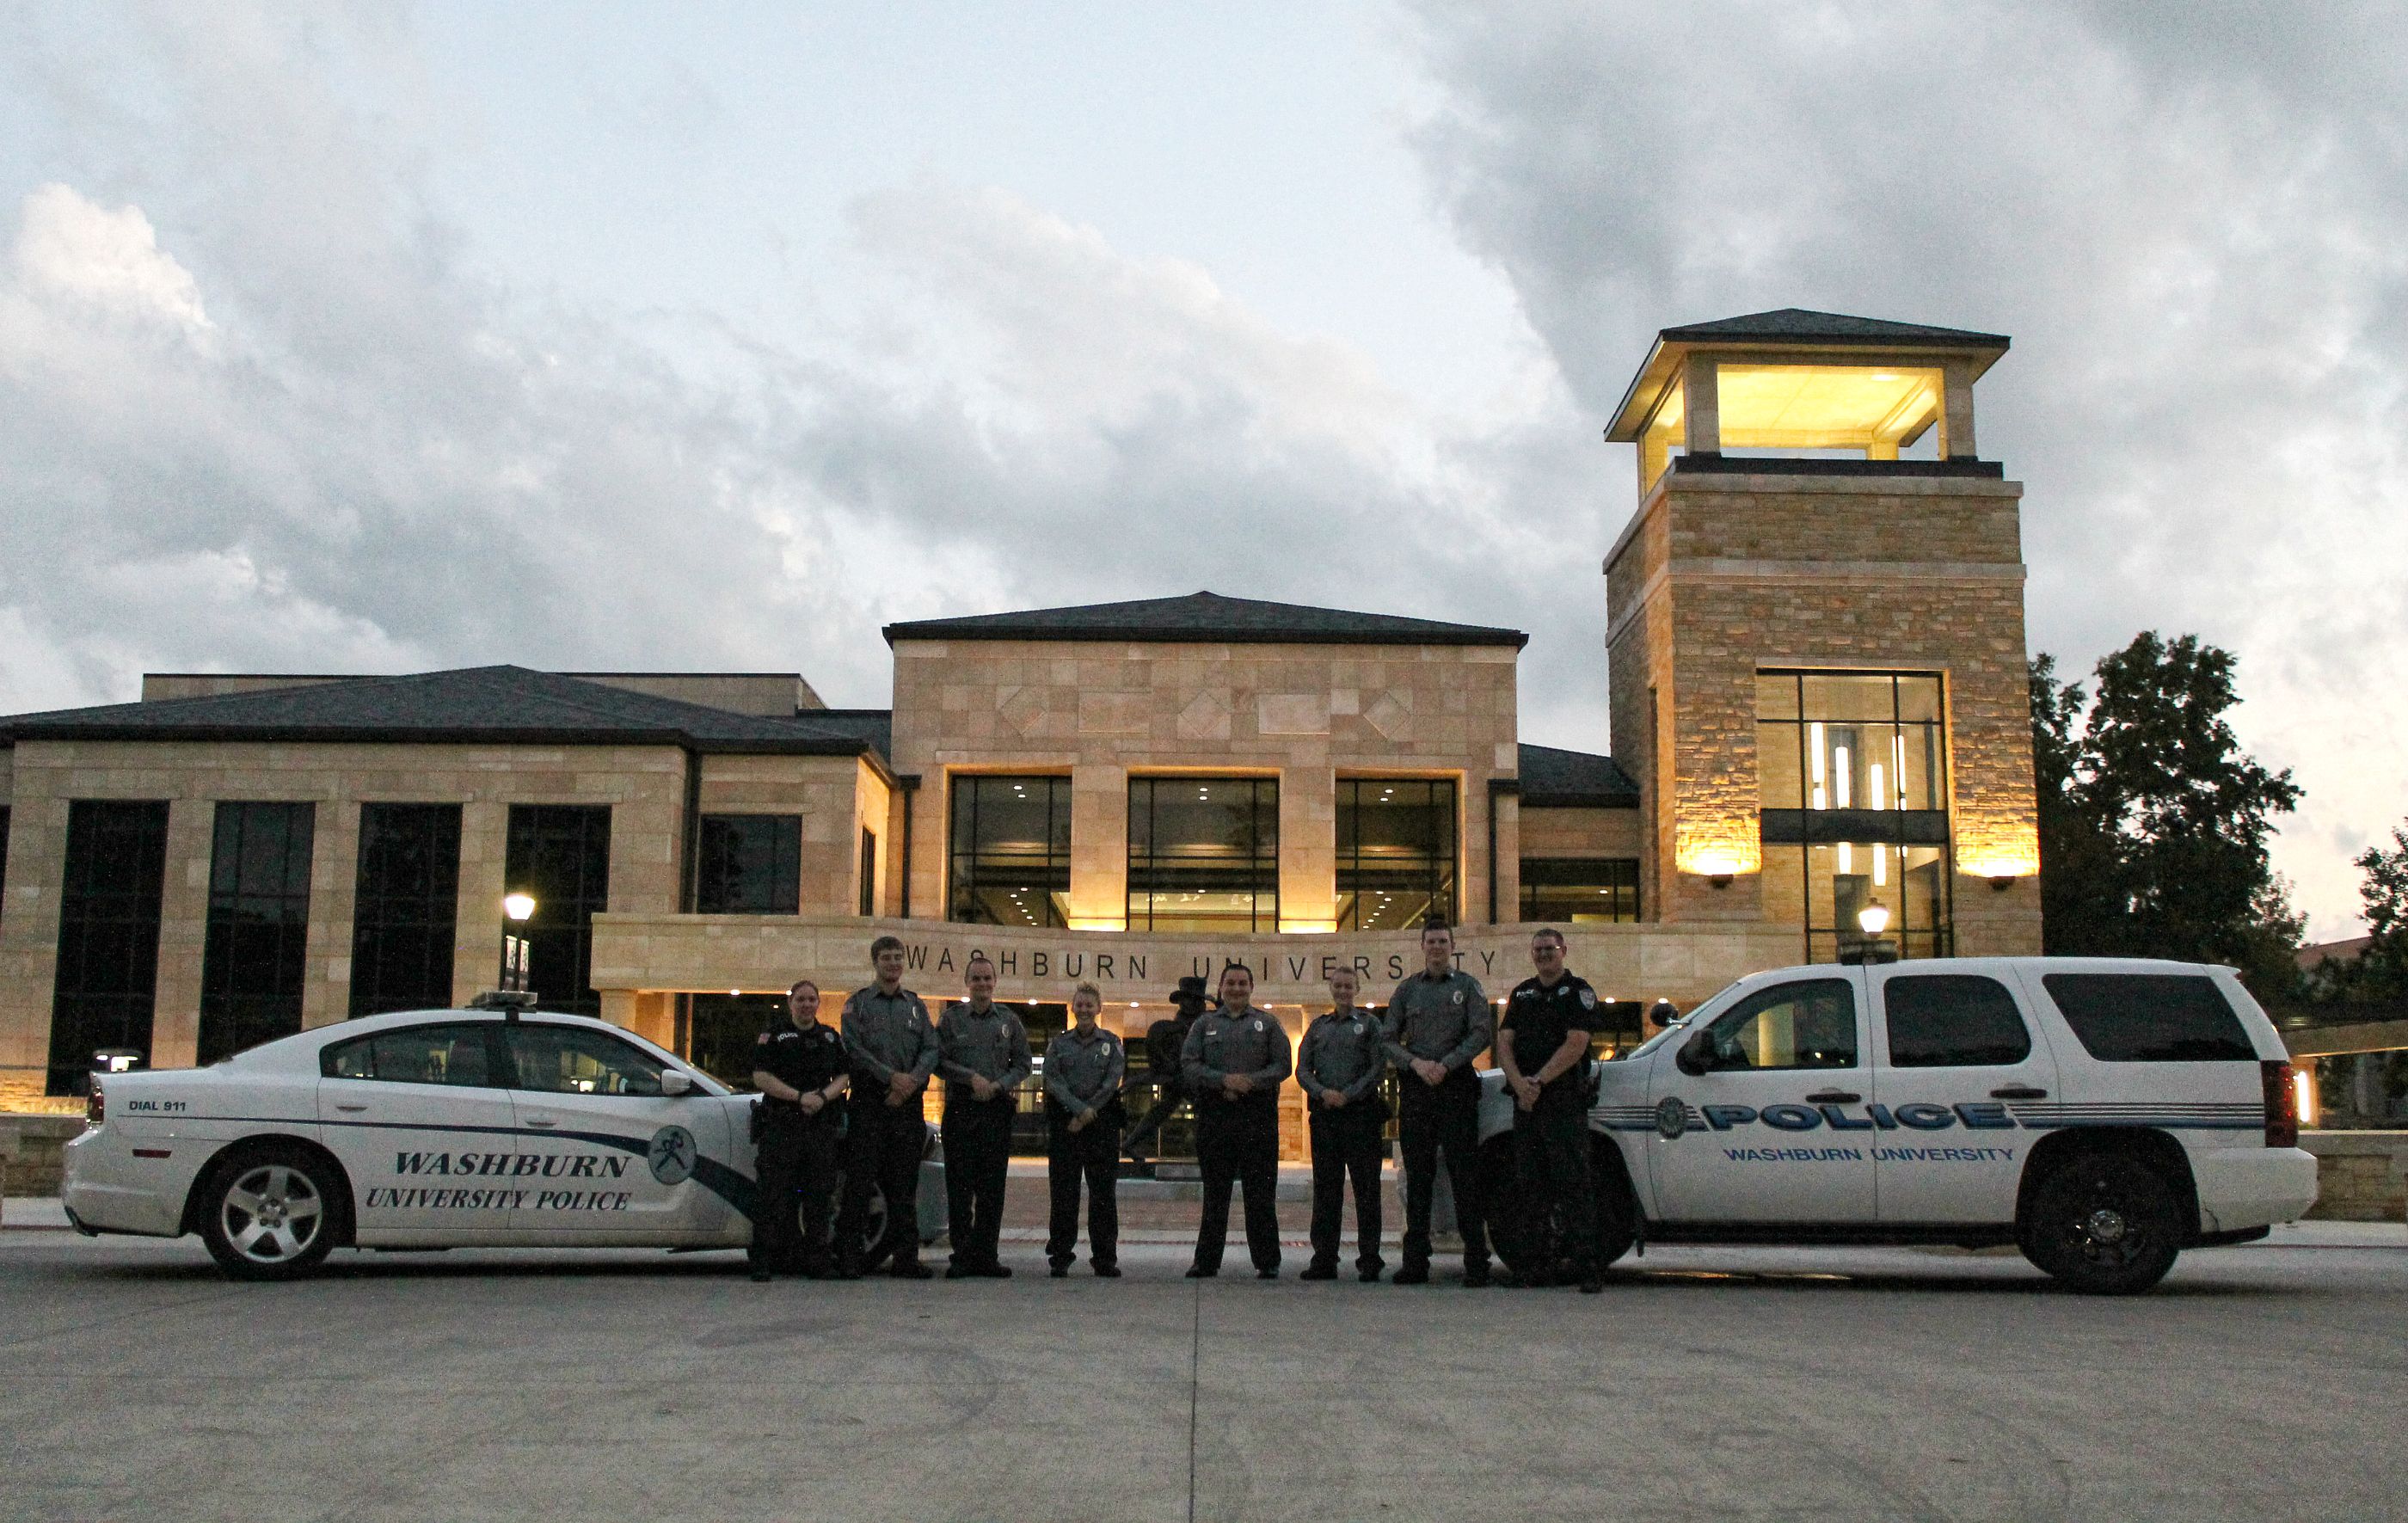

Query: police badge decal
[[1655, 1096, 1688, 1140], [648, 1125, 698, 1185]]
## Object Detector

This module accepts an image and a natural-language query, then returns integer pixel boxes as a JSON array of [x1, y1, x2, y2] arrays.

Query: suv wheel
[[2020, 1153, 2181, 1295], [198, 1146, 341, 1280]]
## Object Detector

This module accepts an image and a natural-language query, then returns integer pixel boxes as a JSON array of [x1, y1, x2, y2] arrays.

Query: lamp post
[[1840, 902, 1899, 966], [499, 892, 537, 993]]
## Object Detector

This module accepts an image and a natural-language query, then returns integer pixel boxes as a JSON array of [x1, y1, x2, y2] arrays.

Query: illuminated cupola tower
[[1600, 310, 2042, 961]]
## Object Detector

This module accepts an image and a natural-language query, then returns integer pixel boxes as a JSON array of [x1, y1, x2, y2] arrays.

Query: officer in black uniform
[[1382, 919, 1494, 1286], [835, 935, 941, 1280], [1497, 926, 1605, 1293], [748, 978, 849, 1281], [1182, 963, 1292, 1279], [1121, 976, 1209, 1167], [1043, 981, 1127, 1277], [936, 953, 1031, 1279], [1296, 967, 1388, 1282]]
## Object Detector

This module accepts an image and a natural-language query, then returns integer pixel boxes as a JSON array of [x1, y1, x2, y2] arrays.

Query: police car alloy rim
[[2065, 1182, 2147, 1268], [220, 1164, 325, 1262]]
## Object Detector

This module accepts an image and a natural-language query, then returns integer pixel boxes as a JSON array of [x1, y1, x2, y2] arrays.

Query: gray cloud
[[1400, 0, 2408, 930]]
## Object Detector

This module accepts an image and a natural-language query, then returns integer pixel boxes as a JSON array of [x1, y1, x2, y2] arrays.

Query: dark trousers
[[1046, 1108, 1121, 1268], [1514, 1089, 1597, 1274], [837, 1088, 926, 1268], [1120, 1081, 1182, 1155], [1398, 1070, 1488, 1269], [1194, 1096, 1281, 1273], [1307, 1107, 1385, 1273], [750, 1108, 838, 1273], [941, 1097, 1015, 1269]]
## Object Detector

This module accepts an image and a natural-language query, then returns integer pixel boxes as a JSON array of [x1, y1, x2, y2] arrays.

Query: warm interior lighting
[[1834, 747, 1852, 808], [502, 892, 537, 922], [1712, 364, 1943, 455], [1872, 843, 1887, 887], [1857, 905, 1891, 936]]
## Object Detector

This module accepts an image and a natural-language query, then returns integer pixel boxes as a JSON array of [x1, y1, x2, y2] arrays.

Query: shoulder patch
[[1579, 988, 1597, 1010], [755, 1032, 771, 1046]]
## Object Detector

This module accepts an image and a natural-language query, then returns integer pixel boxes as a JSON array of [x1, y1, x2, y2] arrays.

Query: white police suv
[[61, 1007, 943, 1280], [1475, 956, 2318, 1293]]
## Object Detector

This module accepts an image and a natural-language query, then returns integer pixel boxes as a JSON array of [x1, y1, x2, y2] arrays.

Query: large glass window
[[46, 800, 170, 1094], [1336, 779, 1457, 930], [350, 803, 463, 1016], [322, 1022, 499, 1086], [1758, 670, 1952, 963], [949, 776, 1071, 928], [505, 805, 611, 1016], [696, 814, 801, 914], [506, 1022, 668, 1096], [1520, 858, 1642, 924], [1127, 777, 1279, 932], [683, 992, 789, 1086], [1695, 979, 1859, 1072], [197, 802, 316, 1065], [0, 805, 12, 915]]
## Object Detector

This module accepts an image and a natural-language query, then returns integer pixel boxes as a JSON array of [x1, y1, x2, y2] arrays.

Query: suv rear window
[[2039, 973, 2256, 1062]]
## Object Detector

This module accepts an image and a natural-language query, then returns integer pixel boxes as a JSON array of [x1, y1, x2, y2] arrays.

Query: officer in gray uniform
[[1296, 967, 1389, 1282], [1182, 963, 1292, 1279], [936, 953, 1030, 1279], [1383, 920, 1494, 1286], [1043, 981, 1127, 1277], [835, 935, 941, 1280]]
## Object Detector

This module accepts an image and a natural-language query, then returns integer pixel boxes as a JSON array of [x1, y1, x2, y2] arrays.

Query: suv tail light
[[2261, 1059, 2300, 1147], [86, 1079, 105, 1130]]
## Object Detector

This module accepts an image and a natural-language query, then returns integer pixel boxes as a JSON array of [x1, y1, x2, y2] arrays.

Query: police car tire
[[2020, 1153, 2182, 1295], [1477, 1133, 1562, 1280], [197, 1144, 341, 1281], [1589, 1135, 1637, 1269]]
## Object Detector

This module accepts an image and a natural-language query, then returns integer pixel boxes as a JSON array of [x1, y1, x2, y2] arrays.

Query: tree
[[2345, 823, 2408, 999], [2028, 633, 2303, 988]]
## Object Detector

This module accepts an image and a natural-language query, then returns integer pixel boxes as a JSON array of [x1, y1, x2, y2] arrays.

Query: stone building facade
[[0, 310, 2043, 1127]]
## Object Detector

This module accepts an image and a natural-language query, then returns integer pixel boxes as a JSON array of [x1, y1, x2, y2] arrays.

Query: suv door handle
[[335, 1103, 367, 1114], [1990, 1085, 2049, 1100], [524, 1116, 558, 1127], [1804, 1090, 1861, 1104]]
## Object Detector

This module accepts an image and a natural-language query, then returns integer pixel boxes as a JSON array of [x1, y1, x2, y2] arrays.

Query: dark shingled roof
[[1517, 743, 1639, 808], [0, 666, 891, 771], [884, 591, 1526, 649], [1656, 308, 2010, 349]]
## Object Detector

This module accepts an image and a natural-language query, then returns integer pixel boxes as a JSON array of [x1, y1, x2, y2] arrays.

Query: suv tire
[[198, 1145, 341, 1280], [2020, 1152, 2182, 1295]]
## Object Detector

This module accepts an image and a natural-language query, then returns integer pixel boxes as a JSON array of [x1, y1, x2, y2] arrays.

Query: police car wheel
[[1588, 1135, 1637, 1269], [198, 1145, 340, 1280], [2021, 1154, 2181, 1295], [1477, 1133, 1542, 1279]]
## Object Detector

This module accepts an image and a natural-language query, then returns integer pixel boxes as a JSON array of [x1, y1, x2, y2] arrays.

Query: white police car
[[1475, 956, 2318, 1293], [61, 1006, 944, 1280]]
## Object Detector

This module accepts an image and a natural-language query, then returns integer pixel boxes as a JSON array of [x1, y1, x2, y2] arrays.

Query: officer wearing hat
[[1121, 975, 1210, 1168], [1296, 967, 1388, 1282], [747, 978, 849, 1280], [1182, 963, 1291, 1279]]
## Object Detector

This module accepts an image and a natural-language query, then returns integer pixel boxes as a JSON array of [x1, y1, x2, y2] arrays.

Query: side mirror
[[1649, 1001, 1679, 1030], [659, 1068, 696, 1096], [1675, 1030, 1715, 1078]]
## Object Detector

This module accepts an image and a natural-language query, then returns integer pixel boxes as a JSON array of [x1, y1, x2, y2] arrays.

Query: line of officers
[[746, 924, 1612, 1293]]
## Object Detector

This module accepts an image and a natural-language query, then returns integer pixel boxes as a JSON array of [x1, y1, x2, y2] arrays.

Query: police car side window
[[2040, 973, 2256, 1063], [1883, 976, 2031, 1067], [1700, 980, 1857, 1072], [321, 1023, 499, 1087], [507, 1025, 668, 1096]]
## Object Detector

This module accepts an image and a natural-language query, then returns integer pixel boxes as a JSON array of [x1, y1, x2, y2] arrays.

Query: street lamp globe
[[502, 892, 537, 922], [1857, 904, 1891, 937]]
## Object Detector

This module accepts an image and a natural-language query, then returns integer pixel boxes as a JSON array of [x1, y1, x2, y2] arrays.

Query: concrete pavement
[[3, 1214, 2403, 1522]]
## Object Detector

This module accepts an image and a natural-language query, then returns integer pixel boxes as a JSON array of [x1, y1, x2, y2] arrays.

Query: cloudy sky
[[3, 3, 2401, 936]]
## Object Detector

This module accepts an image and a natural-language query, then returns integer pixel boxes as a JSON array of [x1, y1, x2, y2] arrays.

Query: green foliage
[[2028, 633, 2302, 989], [2322, 823, 2408, 1001]]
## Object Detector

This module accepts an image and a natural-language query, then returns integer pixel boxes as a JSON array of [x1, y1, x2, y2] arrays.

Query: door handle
[[525, 1117, 558, 1127], [335, 1102, 367, 1114], [1990, 1085, 2049, 1100], [1804, 1090, 1861, 1104]]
